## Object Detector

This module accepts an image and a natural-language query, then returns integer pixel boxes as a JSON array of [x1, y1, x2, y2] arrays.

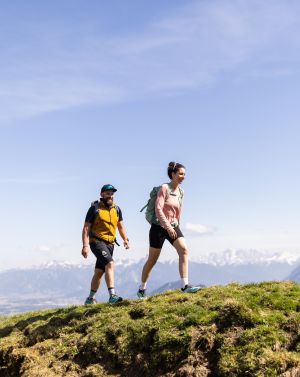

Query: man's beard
[[102, 198, 113, 207]]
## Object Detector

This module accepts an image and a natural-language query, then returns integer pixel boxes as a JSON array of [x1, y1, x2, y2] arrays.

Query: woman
[[137, 162, 201, 299]]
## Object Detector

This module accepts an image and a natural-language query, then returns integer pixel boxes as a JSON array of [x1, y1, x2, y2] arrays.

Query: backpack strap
[[166, 183, 183, 205], [165, 183, 171, 201], [115, 205, 121, 219], [89, 200, 100, 226], [140, 202, 149, 213], [178, 187, 184, 205]]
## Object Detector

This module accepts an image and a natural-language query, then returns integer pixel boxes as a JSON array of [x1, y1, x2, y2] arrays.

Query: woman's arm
[[155, 184, 177, 239]]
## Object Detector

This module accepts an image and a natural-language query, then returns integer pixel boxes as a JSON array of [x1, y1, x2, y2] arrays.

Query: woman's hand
[[167, 228, 177, 239]]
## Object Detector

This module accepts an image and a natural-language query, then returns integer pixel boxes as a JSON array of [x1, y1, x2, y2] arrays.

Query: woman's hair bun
[[168, 161, 176, 169]]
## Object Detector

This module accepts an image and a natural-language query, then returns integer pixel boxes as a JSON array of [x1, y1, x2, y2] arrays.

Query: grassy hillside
[[0, 282, 299, 377]]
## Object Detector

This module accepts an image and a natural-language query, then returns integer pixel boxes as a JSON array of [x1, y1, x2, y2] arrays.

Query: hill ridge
[[0, 281, 299, 376]]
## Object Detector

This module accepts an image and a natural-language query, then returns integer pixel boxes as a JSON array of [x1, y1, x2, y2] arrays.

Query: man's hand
[[82, 222, 91, 258], [167, 228, 177, 239], [82, 245, 89, 258], [123, 239, 130, 249]]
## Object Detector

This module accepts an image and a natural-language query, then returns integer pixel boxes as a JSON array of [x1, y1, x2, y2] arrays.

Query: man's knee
[[91, 269, 103, 286], [94, 268, 103, 277]]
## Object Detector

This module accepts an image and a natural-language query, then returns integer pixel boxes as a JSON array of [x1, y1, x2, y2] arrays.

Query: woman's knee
[[146, 253, 160, 268], [146, 256, 158, 268], [178, 248, 189, 259], [106, 261, 114, 270]]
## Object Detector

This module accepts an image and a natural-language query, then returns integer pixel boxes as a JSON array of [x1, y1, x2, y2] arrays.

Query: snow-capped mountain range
[[25, 248, 300, 271], [3, 248, 297, 273], [191, 248, 300, 266], [0, 249, 299, 316]]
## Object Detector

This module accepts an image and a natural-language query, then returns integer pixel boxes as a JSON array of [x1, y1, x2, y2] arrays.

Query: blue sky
[[1, 0, 300, 270]]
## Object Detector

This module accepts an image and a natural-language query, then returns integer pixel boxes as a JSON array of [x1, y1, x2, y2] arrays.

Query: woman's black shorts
[[149, 223, 184, 249], [90, 240, 114, 271]]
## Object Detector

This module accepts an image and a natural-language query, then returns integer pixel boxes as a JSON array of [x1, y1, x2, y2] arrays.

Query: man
[[82, 184, 130, 304]]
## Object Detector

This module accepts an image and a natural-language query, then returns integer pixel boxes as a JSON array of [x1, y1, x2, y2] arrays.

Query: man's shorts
[[149, 223, 184, 249], [90, 240, 114, 271]]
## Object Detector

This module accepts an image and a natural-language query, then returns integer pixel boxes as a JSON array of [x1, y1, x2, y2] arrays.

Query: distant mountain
[[192, 248, 300, 266], [286, 263, 300, 282], [0, 250, 298, 315]]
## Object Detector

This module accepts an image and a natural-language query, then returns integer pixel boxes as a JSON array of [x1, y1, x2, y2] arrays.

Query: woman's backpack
[[140, 183, 183, 225]]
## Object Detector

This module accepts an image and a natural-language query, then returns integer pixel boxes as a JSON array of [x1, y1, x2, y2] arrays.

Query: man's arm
[[81, 222, 91, 258], [117, 221, 130, 249]]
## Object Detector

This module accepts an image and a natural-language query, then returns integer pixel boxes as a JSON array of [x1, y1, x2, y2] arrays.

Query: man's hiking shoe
[[181, 285, 201, 294], [84, 297, 97, 305], [108, 294, 123, 304], [137, 289, 147, 299]]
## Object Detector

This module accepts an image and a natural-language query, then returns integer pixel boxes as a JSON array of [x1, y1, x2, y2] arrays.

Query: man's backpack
[[140, 183, 184, 225], [90, 200, 121, 221]]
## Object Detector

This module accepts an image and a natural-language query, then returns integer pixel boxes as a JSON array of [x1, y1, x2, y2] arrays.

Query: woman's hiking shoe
[[181, 284, 201, 293], [84, 297, 97, 305], [108, 294, 123, 304], [137, 289, 147, 299]]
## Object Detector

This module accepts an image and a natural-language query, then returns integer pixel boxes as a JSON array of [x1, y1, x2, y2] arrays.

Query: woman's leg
[[173, 237, 202, 293], [141, 247, 161, 284], [173, 237, 189, 279]]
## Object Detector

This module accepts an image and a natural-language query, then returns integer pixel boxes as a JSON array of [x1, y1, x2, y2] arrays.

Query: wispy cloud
[[1, 0, 300, 120], [185, 223, 216, 236], [33, 245, 51, 253]]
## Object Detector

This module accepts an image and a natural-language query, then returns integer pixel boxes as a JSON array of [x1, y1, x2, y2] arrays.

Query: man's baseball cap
[[101, 184, 117, 193]]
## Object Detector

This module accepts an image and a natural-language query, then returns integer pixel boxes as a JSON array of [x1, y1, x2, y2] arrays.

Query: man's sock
[[89, 289, 97, 298], [139, 282, 147, 290], [181, 277, 188, 288], [108, 287, 115, 296]]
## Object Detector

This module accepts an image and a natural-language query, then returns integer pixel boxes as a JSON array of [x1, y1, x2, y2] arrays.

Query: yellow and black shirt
[[85, 200, 123, 244]]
